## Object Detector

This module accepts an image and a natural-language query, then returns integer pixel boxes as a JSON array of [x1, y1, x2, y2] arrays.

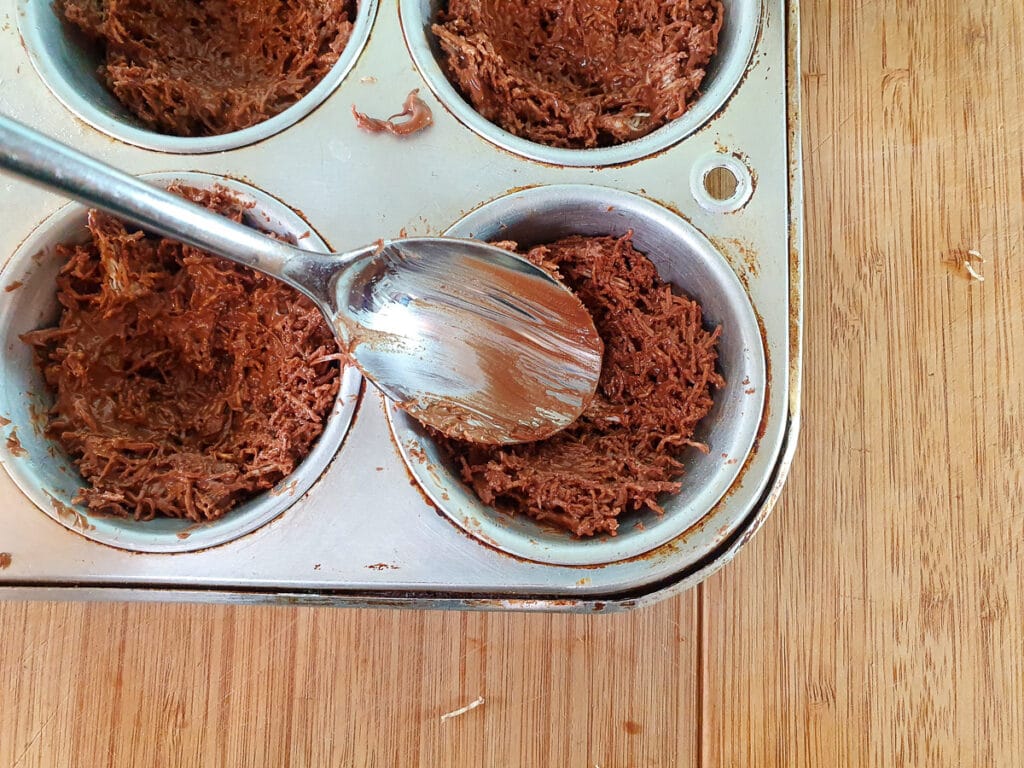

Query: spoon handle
[[0, 114, 314, 292]]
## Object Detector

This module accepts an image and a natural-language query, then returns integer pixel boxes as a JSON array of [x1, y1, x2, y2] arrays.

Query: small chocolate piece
[[353, 89, 434, 136]]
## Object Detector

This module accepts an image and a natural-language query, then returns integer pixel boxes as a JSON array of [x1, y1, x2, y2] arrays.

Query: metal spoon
[[0, 115, 602, 444]]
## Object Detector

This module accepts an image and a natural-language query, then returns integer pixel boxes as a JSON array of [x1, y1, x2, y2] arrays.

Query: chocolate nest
[[434, 234, 724, 537], [59, 0, 357, 137], [433, 0, 724, 148], [22, 185, 342, 522]]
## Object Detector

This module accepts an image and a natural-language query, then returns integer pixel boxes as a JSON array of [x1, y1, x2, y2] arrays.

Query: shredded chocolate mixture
[[435, 235, 724, 537], [432, 0, 724, 148], [22, 186, 341, 522], [59, 0, 357, 137]]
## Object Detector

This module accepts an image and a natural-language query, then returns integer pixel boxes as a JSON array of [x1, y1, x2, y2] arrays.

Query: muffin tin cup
[[0, 172, 362, 553], [17, 0, 379, 153], [387, 185, 766, 566], [400, 0, 762, 167]]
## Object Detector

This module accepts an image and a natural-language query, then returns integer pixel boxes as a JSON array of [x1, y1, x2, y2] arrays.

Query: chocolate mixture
[[59, 0, 357, 137], [433, 0, 724, 149], [22, 186, 342, 522], [435, 235, 724, 537]]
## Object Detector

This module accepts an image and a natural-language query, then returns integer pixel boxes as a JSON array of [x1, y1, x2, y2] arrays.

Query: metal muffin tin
[[0, 0, 803, 611]]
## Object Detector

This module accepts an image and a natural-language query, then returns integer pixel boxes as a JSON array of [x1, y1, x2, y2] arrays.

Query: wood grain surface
[[3, 0, 1023, 765]]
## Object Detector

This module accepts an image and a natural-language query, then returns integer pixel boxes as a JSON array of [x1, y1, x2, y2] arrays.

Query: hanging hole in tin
[[690, 153, 753, 214]]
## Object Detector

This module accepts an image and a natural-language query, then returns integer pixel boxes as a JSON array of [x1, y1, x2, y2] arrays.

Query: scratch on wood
[[11, 688, 75, 768], [440, 695, 484, 723], [943, 249, 986, 282]]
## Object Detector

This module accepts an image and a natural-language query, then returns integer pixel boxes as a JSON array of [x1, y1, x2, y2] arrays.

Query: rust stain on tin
[[365, 562, 400, 571], [0, 415, 10, 427], [4, 280, 22, 292], [0, 552, 11, 569], [751, 310, 772, 443], [710, 236, 761, 286]]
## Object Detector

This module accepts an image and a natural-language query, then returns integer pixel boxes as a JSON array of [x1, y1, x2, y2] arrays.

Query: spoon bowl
[[0, 115, 603, 443]]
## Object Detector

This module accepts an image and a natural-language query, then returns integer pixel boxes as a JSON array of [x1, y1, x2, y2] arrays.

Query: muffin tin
[[0, 0, 803, 611]]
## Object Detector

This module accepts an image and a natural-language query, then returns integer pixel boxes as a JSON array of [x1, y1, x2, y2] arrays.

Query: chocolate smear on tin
[[5, 429, 26, 457]]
